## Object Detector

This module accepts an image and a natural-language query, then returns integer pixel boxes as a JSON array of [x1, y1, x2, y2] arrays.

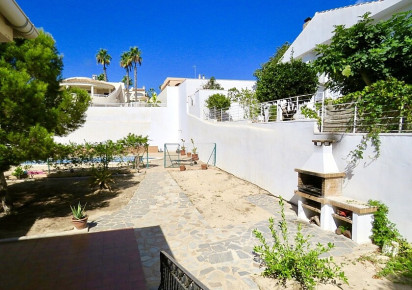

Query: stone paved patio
[[89, 168, 357, 289]]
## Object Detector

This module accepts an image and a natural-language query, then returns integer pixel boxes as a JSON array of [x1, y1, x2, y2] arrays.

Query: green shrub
[[90, 168, 115, 191], [70, 202, 87, 219], [268, 105, 278, 121], [12, 166, 27, 179], [368, 200, 412, 284], [253, 197, 347, 289], [205, 93, 231, 110], [202, 76, 223, 90], [368, 200, 400, 248]]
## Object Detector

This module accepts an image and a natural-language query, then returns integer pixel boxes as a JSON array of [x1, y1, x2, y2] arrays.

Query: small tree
[[0, 31, 91, 213], [203, 77, 224, 90], [206, 93, 231, 121], [205, 93, 231, 109], [229, 88, 260, 120], [97, 73, 105, 81], [253, 197, 347, 289], [314, 11, 412, 95], [255, 42, 318, 102]]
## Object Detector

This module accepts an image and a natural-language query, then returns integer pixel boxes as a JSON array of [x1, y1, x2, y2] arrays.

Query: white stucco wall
[[185, 113, 412, 240], [55, 77, 412, 241], [55, 86, 180, 148], [282, 0, 407, 62]]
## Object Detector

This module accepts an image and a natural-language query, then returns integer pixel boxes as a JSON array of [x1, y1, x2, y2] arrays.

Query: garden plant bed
[[0, 169, 144, 239]]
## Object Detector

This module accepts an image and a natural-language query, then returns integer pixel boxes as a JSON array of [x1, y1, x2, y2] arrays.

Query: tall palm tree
[[120, 51, 132, 102], [129, 46, 142, 98], [96, 49, 112, 82]]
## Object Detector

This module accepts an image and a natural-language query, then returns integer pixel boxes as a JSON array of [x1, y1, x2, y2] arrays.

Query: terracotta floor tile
[[0, 228, 147, 290]]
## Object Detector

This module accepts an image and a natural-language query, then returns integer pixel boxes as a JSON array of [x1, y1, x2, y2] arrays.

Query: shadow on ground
[[134, 226, 174, 290], [0, 174, 138, 239]]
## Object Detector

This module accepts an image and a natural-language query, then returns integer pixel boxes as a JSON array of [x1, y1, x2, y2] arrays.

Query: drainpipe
[[0, 0, 39, 39]]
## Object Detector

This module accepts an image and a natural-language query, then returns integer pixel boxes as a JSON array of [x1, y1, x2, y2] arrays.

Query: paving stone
[[199, 267, 214, 276], [209, 251, 233, 264], [209, 282, 222, 287], [88, 169, 358, 290], [236, 250, 250, 259]]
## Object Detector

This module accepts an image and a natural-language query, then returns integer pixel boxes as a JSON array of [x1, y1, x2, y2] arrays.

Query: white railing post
[[353, 104, 357, 133], [321, 92, 325, 132], [296, 96, 299, 115], [399, 102, 404, 133]]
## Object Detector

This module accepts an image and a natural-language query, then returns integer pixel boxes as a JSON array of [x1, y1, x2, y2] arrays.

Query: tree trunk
[[134, 65, 137, 100], [104, 65, 107, 82], [360, 70, 372, 86], [126, 71, 130, 102], [0, 171, 12, 214]]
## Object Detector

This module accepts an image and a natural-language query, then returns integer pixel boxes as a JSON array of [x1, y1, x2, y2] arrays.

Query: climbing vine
[[336, 78, 412, 164], [302, 78, 412, 165]]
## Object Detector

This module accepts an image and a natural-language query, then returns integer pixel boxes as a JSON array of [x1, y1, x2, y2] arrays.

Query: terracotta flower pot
[[201, 164, 208, 170], [192, 153, 199, 161], [335, 228, 343, 235], [343, 230, 352, 239], [187, 152, 192, 157], [180, 149, 186, 155], [72, 216, 88, 230], [180, 165, 186, 171]]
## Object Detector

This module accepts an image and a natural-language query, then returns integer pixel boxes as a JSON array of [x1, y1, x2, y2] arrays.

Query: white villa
[[282, 0, 412, 99], [61, 77, 148, 106]]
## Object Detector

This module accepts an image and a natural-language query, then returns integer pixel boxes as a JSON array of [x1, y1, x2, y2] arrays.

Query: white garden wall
[[185, 114, 412, 241], [55, 77, 412, 241], [55, 86, 181, 149]]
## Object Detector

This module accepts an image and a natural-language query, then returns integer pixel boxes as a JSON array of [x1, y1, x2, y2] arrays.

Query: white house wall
[[282, 0, 407, 62]]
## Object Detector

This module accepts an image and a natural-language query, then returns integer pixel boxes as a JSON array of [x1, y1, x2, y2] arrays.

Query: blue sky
[[18, 0, 361, 92]]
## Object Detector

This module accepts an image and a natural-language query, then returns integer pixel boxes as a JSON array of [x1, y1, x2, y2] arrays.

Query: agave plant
[[90, 168, 115, 191], [70, 202, 87, 219]]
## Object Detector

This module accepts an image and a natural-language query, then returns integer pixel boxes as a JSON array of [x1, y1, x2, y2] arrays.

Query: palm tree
[[120, 51, 132, 102], [129, 46, 142, 98], [96, 49, 112, 82]]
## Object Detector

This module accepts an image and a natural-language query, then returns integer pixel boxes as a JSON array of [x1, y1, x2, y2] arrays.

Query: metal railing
[[202, 92, 411, 134], [92, 93, 109, 98], [321, 101, 412, 133], [203, 93, 316, 123], [159, 251, 208, 290], [90, 102, 166, 107]]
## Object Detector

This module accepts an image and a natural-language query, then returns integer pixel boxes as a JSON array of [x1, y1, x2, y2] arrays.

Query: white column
[[91, 85, 94, 98], [297, 198, 309, 222], [320, 204, 336, 232], [352, 213, 373, 244]]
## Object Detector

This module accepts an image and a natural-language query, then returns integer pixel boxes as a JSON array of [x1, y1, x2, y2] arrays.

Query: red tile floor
[[0, 228, 147, 290]]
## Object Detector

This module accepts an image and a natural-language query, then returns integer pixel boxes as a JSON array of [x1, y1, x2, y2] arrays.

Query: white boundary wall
[[185, 114, 412, 241], [55, 86, 180, 148], [55, 78, 412, 241]]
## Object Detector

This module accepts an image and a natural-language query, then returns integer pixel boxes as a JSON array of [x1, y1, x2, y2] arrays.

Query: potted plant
[[335, 225, 346, 235], [180, 139, 186, 155], [335, 225, 351, 239], [191, 138, 199, 161], [70, 202, 88, 230]]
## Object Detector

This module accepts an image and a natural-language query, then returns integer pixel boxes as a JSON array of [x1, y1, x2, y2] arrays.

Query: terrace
[[0, 157, 397, 289]]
